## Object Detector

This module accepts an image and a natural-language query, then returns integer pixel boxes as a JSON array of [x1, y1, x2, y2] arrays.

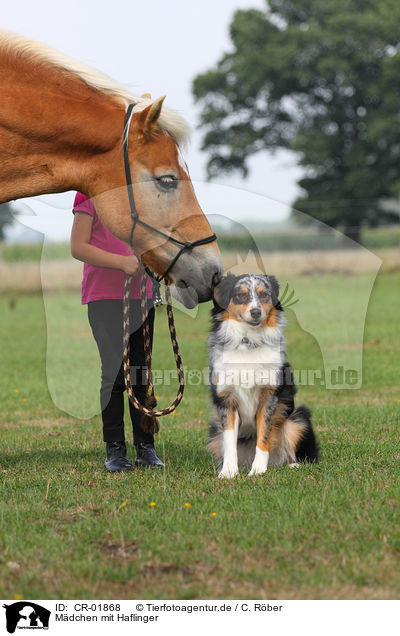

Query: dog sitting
[[208, 273, 319, 478]]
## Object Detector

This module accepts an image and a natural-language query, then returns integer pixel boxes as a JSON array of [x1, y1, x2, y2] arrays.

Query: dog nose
[[250, 307, 261, 320]]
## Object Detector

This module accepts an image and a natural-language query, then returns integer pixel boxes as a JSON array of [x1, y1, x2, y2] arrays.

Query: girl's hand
[[120, 254, 141, 275], [71, 212, 143, 274]]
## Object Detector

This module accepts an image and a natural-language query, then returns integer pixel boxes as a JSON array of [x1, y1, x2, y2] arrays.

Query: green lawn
[[0, 272, 399, 599]]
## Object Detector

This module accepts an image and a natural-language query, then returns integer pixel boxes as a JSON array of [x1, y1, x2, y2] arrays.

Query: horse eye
[[155, 174, 178, 191]]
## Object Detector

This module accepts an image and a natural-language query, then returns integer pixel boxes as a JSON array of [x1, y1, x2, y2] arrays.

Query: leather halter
[[123, 103, 217, 282]]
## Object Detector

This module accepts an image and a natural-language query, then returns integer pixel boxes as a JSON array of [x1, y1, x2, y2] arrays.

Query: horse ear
[[213, 273, 237, 309], [136, 95, 166, 139]]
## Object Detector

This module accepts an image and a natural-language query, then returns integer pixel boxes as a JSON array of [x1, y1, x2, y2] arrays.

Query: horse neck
[[0, 48, 125, 203]]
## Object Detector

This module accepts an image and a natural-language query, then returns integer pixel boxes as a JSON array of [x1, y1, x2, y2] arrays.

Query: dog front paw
[[248, 448, 269, 476], [218, 462, 239, 479], [248, 464, 267, 476]]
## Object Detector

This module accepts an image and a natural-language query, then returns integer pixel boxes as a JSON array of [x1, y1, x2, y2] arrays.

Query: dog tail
[[286, 405, 320, 463]]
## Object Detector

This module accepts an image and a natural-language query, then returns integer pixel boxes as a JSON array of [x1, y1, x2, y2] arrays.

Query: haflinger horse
[[0, 31, 222, 307]]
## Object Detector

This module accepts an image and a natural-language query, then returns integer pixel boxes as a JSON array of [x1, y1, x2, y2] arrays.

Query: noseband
[[123, 103, 217, 282]]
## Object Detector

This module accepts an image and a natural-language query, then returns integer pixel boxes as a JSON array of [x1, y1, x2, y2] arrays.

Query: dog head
[[213, 273, 282, 327]]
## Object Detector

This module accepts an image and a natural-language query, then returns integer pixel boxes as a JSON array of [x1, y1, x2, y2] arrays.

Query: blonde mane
[[0, 30, 190, 146]]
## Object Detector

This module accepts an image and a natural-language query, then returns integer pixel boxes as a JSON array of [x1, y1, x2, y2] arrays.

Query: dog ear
[[263, 275, 282, 310], [213, 273, 237, 309]]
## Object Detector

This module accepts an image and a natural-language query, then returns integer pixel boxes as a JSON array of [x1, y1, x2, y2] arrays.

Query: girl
[[70, 192, 163, 472]]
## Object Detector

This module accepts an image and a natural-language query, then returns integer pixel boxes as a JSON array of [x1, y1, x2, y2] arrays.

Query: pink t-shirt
[[73, 192, 152, 304]]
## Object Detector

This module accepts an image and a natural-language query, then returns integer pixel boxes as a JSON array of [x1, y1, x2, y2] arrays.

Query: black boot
[[134, 442, 164, 468], [104, 441, 133, 473]]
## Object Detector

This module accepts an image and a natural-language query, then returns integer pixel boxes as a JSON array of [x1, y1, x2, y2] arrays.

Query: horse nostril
[[251, 308, 261, 319], [212, 271, 222, 288]]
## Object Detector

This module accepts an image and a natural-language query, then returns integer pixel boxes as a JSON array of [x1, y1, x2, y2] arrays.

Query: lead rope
[[123, 272, 185, 431]]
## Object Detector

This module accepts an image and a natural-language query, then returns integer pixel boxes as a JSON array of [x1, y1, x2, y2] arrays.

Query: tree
[[192, 0, 400, 242], [0, 202, 14, 240]]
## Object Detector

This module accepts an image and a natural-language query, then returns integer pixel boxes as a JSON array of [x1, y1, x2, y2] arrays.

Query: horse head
[[0, 35, 223, 307], [93, 96, 223, 308]]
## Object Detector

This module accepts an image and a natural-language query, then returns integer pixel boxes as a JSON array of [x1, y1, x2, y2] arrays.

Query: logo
[[2, 602, 51, 633]]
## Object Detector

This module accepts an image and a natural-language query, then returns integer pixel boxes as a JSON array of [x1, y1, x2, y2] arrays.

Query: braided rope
[[123, 272, 185, 417]]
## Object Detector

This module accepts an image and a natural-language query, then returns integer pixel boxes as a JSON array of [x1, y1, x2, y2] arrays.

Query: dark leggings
[[88, 299, 155, 445]]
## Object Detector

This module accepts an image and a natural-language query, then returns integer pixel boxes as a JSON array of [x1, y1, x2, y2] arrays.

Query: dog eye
[[236, 293, 248, 303], [258, 291, 269, 302], [155, 174, 178, 191]]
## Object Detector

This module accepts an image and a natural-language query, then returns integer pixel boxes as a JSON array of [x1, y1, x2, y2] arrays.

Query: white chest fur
[[209, 318, 286, 429]]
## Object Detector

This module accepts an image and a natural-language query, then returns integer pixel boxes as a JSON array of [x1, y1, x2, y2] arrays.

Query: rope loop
[[123, 272, 185, 418]]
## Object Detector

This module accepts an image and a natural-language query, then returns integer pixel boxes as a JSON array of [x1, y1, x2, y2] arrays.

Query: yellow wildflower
[[184, 502, 191, 508], [149, 502, 157, 507]]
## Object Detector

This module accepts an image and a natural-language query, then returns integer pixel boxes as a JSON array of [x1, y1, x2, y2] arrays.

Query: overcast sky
[[3, 0, 304, 240]]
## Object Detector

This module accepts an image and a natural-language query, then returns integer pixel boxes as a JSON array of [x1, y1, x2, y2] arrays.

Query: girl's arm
[[70, 212, 141, 275]]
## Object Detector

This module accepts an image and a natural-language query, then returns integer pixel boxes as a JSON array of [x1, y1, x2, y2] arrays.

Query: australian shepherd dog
[[208, 273, 319, 478]]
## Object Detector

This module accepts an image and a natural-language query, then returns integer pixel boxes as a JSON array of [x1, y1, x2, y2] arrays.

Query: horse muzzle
[[170, 249, 223, 308]]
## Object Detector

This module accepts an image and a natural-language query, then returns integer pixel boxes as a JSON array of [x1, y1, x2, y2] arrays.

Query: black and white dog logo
[[3, 602, 50, 633]]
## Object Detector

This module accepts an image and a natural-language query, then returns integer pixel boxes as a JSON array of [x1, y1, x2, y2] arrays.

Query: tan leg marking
[[255, 388, 279, 452], [256, 402, 269, 452], [249, 397, 292, 476], [248, 391, 275, 476], [225, 407, 238, 430]]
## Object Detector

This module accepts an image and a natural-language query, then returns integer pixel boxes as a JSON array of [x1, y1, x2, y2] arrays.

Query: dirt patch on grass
[[3, 543, 399, 600], [57, 504, 103, 523], [100, 541, 139, 560], [21, 417, 75, 429], [64, 565, 398, 600], [141, 561, 192, 578]]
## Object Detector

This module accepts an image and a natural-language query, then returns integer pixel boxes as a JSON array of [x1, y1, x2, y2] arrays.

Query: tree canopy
[[192, 0, 400, 241]]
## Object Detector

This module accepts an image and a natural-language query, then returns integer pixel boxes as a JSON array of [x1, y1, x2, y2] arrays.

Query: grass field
[[0, 269, 399, 600]]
